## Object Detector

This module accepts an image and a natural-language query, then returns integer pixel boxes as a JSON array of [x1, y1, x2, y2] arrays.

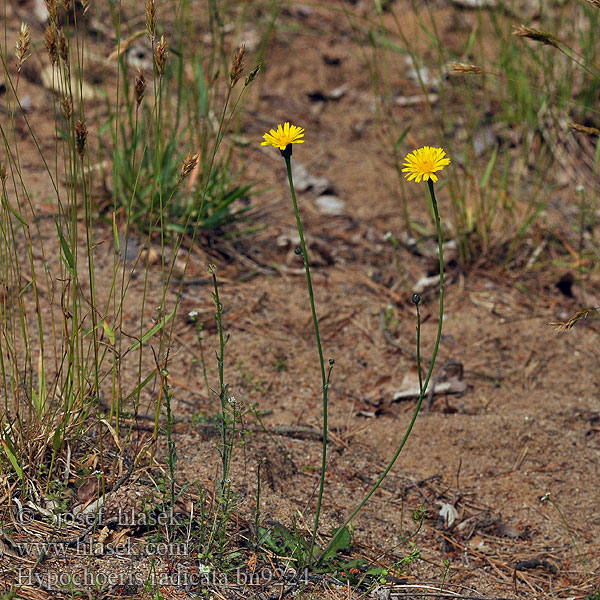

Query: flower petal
[[261, 122, 306, 150], [402, 146, 450, 183]]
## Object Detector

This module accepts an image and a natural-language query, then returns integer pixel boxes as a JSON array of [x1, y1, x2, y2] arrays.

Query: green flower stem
[[415, 299, 423, 395], [542, 493, 590, 578], [282, 149, 329, 563], [211, 268, 231, 500], [316, 178, 445, 565]]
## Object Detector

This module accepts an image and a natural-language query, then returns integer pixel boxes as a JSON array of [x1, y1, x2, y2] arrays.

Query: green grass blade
[[55, 220, 75, 275], [126, 307, 176, 353], [1, 435, 24, 479], [480, 145, 498, 189]]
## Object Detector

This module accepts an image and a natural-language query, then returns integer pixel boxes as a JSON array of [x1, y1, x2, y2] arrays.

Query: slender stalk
[[162, 366, 177, 508], [414, 295, 423, 396], [210, 267, 230, 500], [541, 493, 590, 579], [196, 322, 211, 400], [282, 149, 329, 562], [316, 178, 445, 565]]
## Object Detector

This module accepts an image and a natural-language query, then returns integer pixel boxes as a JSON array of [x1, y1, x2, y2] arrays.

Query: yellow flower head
[[402, 146, 450, 183], [261, 122, 305, 150]]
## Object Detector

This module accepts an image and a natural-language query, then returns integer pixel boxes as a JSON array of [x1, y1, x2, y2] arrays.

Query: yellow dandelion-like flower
[[261, 122, 305, 150], [402, 146, 450, 183]]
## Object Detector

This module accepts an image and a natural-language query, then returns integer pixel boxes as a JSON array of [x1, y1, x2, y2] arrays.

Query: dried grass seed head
[[16, 23, 31, 72], [154, 35, 168, 75], [61, 95, 72, 120], [146, 0, 156, 41], [180, 151, 199, 180], [134, 71, 146, 106], [45, 23, 59, 65], [75, 119, 88, 157], [229, 45, 246, 86], [58, 30, 69, 64], [513, 24, 559, 48], [45, 0, 59, 23], [0, 163, 7, 183]]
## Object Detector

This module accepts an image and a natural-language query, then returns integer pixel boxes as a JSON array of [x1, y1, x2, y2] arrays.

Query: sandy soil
[[1, 1, 599, 598]]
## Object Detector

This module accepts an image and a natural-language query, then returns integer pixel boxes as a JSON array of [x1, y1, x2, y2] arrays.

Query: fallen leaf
[[496, 522, 521, 538], [438, 502, 459, 528], [247, 552, 257, 574], [77, 478, 98, 503]]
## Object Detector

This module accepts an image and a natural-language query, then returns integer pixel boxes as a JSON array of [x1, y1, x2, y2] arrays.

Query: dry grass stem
[[550, 308, 599, 332], [449, 62, 482, 75], [569, 122, 600, 136]]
